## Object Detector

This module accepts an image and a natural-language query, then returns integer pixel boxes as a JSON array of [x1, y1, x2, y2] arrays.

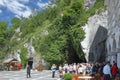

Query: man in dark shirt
[[27, 65, 31, 78]]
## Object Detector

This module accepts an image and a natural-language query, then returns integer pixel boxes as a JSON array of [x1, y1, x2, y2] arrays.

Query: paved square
[[0, 70, 60, 80]]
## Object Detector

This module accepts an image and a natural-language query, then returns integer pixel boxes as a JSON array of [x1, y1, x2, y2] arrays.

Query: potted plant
[[37, 65, 43, 71]]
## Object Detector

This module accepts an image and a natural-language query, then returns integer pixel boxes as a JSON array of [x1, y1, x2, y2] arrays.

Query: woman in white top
[[58, 64, 63, 78], [78, 65, 83, 74]]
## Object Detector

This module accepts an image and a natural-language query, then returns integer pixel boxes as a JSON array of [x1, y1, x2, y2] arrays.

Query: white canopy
[[3, 58, 18, 63]]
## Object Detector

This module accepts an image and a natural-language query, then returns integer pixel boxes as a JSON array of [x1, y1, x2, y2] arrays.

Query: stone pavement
[[0, 70, 60, 80]]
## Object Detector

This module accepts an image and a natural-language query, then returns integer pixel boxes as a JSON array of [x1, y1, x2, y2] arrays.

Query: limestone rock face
[[105, 0, 120, 68], [84, 0, 96, 8], [81, 11, 108, 62], [4, 49, 21, 63], [25, 35, 48, 69]]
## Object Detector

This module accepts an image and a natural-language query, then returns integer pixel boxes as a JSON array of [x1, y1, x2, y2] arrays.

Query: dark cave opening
[[67, 43, 86, 64]]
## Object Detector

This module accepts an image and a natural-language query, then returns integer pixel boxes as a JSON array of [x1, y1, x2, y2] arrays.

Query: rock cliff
[[81, 11, 108, 62], [84, 0, 96, 8], [105, 0, 120, 68]]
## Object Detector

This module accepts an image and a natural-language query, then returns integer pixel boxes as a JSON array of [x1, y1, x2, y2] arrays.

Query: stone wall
[[105, 0, 120, 68]]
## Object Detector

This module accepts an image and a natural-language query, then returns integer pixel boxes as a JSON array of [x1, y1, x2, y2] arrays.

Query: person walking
[[111, 61, 118, 80], [103, 61, 111, 80], [26, 65, 31, 78], [51, 64, 57, 78]]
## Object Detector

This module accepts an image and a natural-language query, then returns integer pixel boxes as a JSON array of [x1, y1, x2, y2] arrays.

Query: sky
[[0, 0, 50, 23]]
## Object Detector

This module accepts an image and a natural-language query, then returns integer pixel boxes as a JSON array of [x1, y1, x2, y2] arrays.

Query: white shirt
[[51, 65, 56, 72], [103, 64, 111, 76], [59, 66, 62, 71], [78, 67, 83, 73], [63, 64, 69, 71], [69, 65, 73, 71], [73, 65, 77, 71]]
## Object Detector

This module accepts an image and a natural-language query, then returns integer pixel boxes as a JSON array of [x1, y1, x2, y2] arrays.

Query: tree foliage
[[0, 0, 105, 65], [0, 21, 8, 47]]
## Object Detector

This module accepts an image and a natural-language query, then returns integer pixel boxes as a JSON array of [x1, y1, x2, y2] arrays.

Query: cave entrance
[[27, 57, 33, 69], [67, 45, 86, 64], [67, 52, 86, 64]]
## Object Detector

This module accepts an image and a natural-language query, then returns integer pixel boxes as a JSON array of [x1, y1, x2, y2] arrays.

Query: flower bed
[[37, 68, 43, 71], [36, 65, 43, 71]]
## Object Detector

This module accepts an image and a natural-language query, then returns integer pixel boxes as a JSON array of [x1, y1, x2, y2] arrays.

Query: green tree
[[0, 21, 8, 47]]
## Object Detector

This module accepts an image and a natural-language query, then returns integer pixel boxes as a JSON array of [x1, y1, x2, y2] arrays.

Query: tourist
[[73, 63, 77, 74], [103, 61, 111, 80], [81, 63, 87, 75], [51, 64, 57, 78], [17, 63, 21, 70], [92, 63, 98, 76], [58, 64, 63, 78], [98, 63, 104, 79], [78, 64, 83, 74], [111, 61, 118, 80], [86, 63, 92, 74], [63, 63, 69, 73], [69, 64, 73, 73], [26, 65, 31, 78]]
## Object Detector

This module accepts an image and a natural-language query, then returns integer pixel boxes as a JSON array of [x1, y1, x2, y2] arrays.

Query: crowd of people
[[51, 61, 120, 80]]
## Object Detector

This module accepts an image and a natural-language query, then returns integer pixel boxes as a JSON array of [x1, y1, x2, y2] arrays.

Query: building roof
[[3, 58, 18, 63]]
